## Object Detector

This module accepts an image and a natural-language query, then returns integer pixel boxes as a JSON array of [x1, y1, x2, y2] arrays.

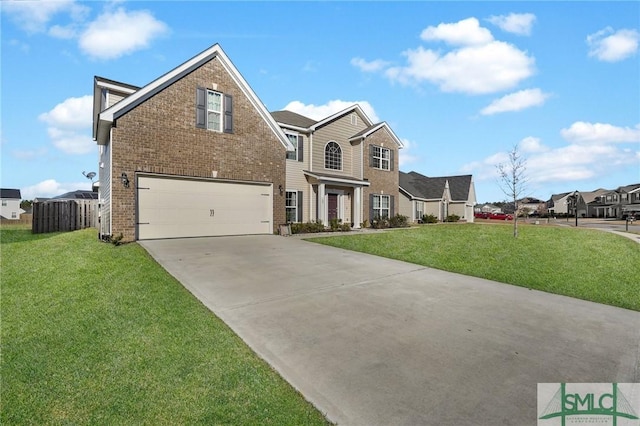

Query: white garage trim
[[136, 174, 273, 240]]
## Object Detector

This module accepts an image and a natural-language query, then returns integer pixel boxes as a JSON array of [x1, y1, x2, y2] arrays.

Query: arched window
[[325, 141, 342, 170]]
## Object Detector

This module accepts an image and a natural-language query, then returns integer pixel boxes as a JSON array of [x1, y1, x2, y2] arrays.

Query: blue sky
[[2, 1, 639, 202]]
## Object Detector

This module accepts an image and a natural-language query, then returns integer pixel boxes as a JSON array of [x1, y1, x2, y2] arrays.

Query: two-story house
[[591, 184, 640, 219], [93, 44, 293, 242], [0, 188, 25, 220], [272, 107, 403, 228]]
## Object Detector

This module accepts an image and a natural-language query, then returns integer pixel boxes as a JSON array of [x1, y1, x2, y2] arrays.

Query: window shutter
[[390, 195, 395, 217], [369, 194, 374, 221], [390, 149, 395, 171], [196, 87, 206, 129], [297, 191, 303, 222], [369, 145, 374, 167], [223, 94, 233, 133], [298, 136, 304, 162]]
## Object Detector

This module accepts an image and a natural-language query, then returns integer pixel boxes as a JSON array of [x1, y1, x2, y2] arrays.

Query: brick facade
[[109, 56, 286, 242], [362, 127, 400, 220]]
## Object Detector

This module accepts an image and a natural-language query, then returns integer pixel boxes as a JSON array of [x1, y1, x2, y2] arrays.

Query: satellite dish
[[83, 171, 97, 181]]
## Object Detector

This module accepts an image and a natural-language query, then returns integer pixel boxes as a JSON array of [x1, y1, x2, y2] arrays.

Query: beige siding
[[399, 192, 413, 219], [107, 91, 128, 108], [311, 114, 367, 177], [98, 142, 111, 237], [424, 201, 441, 220]]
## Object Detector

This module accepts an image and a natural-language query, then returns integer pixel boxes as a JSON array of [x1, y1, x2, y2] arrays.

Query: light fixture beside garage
[[279, 184, 283, 196], [121, 172, 130, 188]]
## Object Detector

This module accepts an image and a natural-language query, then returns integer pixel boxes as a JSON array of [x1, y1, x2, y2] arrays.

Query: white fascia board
[[310, 104, 372, 130], [304, 171, 371, 186], [348, 122, 404, 149]]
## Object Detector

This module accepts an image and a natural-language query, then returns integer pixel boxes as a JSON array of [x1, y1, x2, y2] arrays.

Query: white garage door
[[137, 175, 273, 240]]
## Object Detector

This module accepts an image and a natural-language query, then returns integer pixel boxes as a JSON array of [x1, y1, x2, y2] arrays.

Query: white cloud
[[420, 17, 493, 46], [386, 41, 535, 94], [487, 13, 536, 36], [587, 27, 639, 62], [480, 88, 550, 115], [351, 57, 391, 73], [39, 95, 93, 155], [399, 138, 419, 168], [1, 0, 82, 33], [283, 100, 380, 123], [22, 179, 91, 200], [49, 24, 77, 39], [79, 7, 168, 60], [462, 136, 639, 190], [519, 137, 548, 153], [560, 122, 640, 144]]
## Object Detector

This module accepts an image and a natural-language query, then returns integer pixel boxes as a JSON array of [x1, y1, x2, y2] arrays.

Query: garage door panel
[[137, 176, 272, 240]]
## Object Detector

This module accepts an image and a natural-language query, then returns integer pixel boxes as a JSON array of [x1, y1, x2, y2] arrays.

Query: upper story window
[[285, 132, 303, 162], [196, 87, 233, 133], [369, 145, 393, 171], [1, 200, 6, 206], [207, 90, 222, 131], [325, 141, 342, 170], [372, 146, 391, 170]]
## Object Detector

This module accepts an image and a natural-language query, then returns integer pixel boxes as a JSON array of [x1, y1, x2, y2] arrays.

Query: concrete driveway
[[140, 235, 640, 425]]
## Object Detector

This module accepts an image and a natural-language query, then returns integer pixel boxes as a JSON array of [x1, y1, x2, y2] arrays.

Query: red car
[[488, 213, 513, 220], [474, 212, 490, 219]]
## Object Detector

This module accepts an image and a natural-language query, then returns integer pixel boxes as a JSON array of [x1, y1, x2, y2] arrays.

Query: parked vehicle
[[488, 213, 513, 220], [474, 212, 490, 219]]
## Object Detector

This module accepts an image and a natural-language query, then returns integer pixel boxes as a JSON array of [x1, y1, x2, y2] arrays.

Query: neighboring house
[[547, 192, 572, 216], [53, 190, 99, 200], [399, 171, 476, 222], [591, 184, 640, 219], [579, 189, 609, 217], [93, 44, 294, 242], [476, 203, 502, 214], [0, 188, 25, 220], [517, 197, 546, 215], [272, 107, 403, 227]]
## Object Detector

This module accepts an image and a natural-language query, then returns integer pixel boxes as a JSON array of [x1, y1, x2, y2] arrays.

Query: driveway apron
[[140, 235, 640, 426]]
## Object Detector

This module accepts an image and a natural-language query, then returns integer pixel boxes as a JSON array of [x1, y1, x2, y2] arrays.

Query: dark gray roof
[[54, 190, 98, 200], [271, 110, 317, 129], [350, 123, 383, 139], [1, 188, 21, 199], [617, 183, 640, 193], [400, 171, 472, 201]]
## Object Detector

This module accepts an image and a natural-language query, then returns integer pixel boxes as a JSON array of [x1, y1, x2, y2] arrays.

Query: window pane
[[381, 195, 389, 208], [208, 92, 221, 111], [286, 134, 298, 160], [208, 112, 221, 131]]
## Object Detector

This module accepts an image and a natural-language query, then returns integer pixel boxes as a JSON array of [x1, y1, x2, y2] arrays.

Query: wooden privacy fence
[[32, 200, 98, 234]]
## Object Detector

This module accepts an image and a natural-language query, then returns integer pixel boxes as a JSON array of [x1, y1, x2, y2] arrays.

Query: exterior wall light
[[279, 184, 284, 196], [121, 173, 130, 188]]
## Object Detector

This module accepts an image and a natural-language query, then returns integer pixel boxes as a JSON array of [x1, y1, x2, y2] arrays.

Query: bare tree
[[496, 144, 528, 238]]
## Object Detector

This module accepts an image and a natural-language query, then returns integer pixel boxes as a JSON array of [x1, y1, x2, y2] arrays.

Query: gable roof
[[54, 190, 99, 200], [349, 122, 404, 148], [310, 104, 372, 131], [271, 110, 317, 129], [92, 76, 140, 140], [95, 44, 293, 151], [1, 188, 21, 199], [400, 171, 472, 201]]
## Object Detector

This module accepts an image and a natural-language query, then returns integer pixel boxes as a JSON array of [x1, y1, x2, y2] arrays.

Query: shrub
[[422, 214, 438, 224], [370, 216, 389, 229], [388, 214, 409, 228], [290, 221, 325, 234], [340, 222, 351, 232], [361, 219, 369, 229], [329, 218, 341, 231], [445, 214, 460, 223]]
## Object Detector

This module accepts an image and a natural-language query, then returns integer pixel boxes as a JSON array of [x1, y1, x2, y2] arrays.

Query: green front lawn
[[309, 224, 640, 311], [1, 227, 330, 425]]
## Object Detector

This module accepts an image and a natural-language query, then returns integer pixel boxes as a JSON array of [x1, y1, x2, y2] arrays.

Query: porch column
[[318, 182, 326, 226], [353, 186, 362, 228]]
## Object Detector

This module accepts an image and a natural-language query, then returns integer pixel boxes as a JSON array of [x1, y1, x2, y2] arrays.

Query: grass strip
[[308, 224, 640, 311], [1, 227, 330, 425]]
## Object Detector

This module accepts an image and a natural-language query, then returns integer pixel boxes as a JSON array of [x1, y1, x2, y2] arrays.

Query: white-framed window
[[415, 202, 423, 221], [1, 200, 6, 206], [372, 146, 391, 170], [207, 90, 223, 132], [325, 141, 342, 170], [286, 132, 299, 161], [11, 212, 17, 218], [372, 194, 390, 219], [286, 191, 298, 223]]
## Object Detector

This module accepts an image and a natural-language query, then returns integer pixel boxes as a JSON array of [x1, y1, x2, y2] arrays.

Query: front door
[[328, 194, 338, 221]]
